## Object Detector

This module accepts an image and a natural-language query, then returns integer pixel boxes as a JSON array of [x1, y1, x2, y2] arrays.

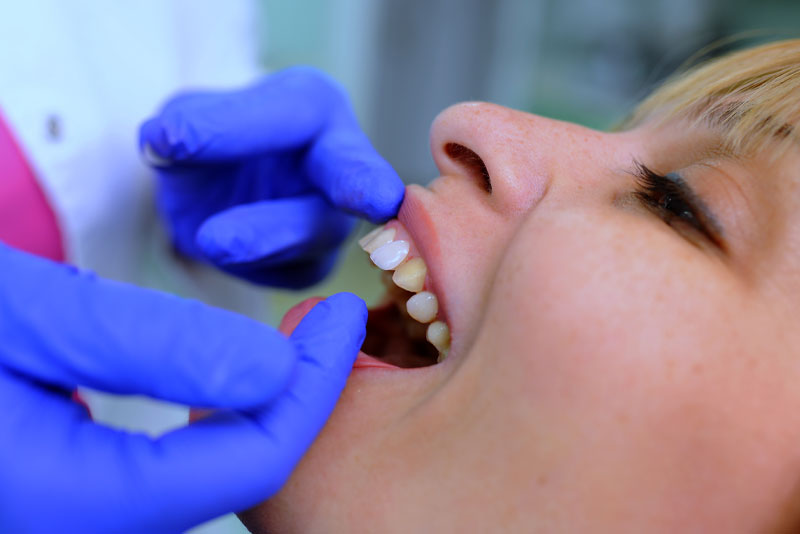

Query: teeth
[[358, 226, 384, 248], [362, 227, 396, 254], [426, 321, 451, 361], [370, 240, 409, 270], [406, 291, 438, 323], [392, 257, 426, 293], [361, 223, 452, 363]]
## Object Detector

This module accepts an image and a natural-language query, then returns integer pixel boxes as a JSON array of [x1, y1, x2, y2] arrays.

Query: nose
[[429, 102, 593, 213]]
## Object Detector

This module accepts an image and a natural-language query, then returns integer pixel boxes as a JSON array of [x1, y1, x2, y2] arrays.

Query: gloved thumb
[[55, 293, 369, 533], [213, 292, 368, 492]]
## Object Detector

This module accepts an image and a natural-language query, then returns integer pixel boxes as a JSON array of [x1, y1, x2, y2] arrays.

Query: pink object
[[0, 109, 65, 261], [0, 110, 83, 410]]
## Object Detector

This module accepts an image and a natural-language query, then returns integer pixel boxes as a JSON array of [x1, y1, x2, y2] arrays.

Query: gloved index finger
[[139, 66, 345, 163], [139, 65, 406, 222], [303, 113, 406, 223], [0, 244, 297, 410]]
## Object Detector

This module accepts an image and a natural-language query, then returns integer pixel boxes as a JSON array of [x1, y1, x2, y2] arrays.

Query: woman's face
[[243, 103, 800, 532]]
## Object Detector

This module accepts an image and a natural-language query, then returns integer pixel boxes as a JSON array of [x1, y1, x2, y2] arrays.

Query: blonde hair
[[622, 39, 800, 158]]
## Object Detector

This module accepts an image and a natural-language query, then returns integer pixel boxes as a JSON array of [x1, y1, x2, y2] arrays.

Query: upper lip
[[397, 185, 450, 328], [352, 183, 455, 371]]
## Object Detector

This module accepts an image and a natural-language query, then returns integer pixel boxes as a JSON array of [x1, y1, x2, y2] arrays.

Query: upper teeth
[[357, 225, 385, 248], [406, 291, 438, 323], [362, 227, 396, 254], [359, 224, 451, 361], [370, 240, 409, 270], [427, 321, 450, 363], [393, 257, 426, 292]]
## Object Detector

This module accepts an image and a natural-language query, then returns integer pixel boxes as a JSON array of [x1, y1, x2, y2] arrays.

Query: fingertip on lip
[[360, 180, 406, 224]]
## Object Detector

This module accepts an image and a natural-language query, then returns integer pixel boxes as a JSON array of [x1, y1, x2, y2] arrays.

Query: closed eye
[[632, 163, 725, 248]]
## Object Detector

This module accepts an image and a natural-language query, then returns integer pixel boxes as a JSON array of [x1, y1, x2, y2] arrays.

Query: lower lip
[[279, 297, 403, 372], [354, 352, 399, 370]]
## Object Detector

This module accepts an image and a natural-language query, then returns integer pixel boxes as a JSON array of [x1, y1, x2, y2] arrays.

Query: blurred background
[[257, 0, 800, 324], [260, 0, 799, 185], [192, 0, 798, 531]]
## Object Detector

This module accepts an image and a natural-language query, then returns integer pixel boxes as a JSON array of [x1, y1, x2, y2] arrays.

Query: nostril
[[444, 143, 492, 193]]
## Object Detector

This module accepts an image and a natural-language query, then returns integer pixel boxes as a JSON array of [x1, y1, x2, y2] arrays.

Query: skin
[[241, 102, 800, 533]]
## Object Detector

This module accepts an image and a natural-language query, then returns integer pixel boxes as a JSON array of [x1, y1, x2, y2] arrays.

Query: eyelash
[[632, 164, 718, 245]]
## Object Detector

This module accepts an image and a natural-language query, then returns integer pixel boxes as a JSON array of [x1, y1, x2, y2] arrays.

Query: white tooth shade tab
[[358, 225, 384, 248], [406, 291, 438, 323], [362, 228, 396, 254], [370, 240, 409, 270], [427, 320, 450, 353], [392, 257, 426, 293]]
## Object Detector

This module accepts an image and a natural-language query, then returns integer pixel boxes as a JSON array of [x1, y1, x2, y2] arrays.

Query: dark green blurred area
[[255, 0, 800, 324]]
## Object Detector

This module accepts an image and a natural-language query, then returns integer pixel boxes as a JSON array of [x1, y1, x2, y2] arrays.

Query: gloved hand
[[139, 66, 405, 289], [0, 243, 367, 533]]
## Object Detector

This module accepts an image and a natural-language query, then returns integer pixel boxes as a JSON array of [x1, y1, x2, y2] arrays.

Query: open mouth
[[279, 218, 451, 370], [356, 220, 450, 369], [361, 275, 440, 368]]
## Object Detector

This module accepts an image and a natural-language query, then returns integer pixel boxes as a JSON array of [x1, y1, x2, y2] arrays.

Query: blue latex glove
[[139, 66, 405, 289], [0, 244, 367, 533]]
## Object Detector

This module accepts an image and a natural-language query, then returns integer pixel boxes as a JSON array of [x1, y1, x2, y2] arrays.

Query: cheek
[[469, 211, 800, 525], [481, 216, 764, 468], [483, 219, 726, 429], [485, 210, 735, 378]]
